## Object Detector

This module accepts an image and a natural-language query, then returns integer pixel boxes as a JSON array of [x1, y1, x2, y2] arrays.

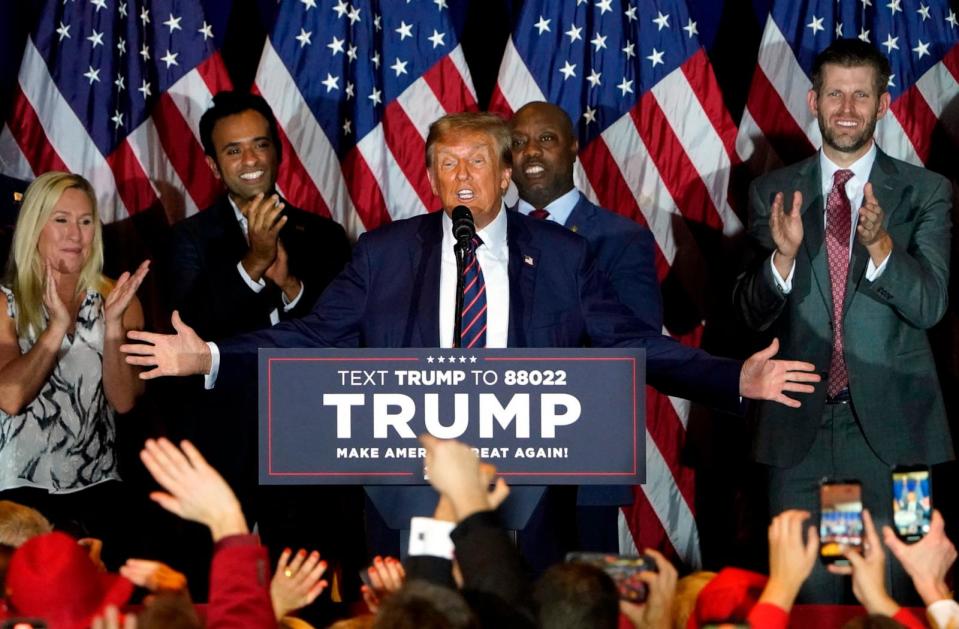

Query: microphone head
[[451, 205, 475, 244]]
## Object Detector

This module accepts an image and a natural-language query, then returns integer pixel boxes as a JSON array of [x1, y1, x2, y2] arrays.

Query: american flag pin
[[523, 255, 534, 266]]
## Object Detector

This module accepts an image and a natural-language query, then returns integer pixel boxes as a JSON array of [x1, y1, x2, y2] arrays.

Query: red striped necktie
[[460, 236, 487, 349]]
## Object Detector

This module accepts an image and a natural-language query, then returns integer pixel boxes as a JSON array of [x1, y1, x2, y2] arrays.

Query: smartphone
[[819, 480, 863, 565], [566, 552, 657, 602], [892, 465, 932, 543]]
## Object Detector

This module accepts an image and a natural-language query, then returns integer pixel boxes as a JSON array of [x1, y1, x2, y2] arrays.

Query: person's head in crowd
[[533, 562, 619, 629], [807, 39, 891, 164], [5, 171, 107, 339], [4, 531, 133, 628], [136, 591, 201, 629], [0, 543, 14, 591], [687, 567, 767, 628], [0, 501, 53, 547], [373, 580, 479, 629], [199, 91, 282, 205], [508, 101, 579, 210], [425, 112, 512, 230], [669, 571, 716, 629]]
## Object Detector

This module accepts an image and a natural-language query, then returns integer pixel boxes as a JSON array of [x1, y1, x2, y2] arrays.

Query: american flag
[[253, 0, 477, 237], [490, 0, 744, 567], [0, 0, 232, 223], [737, 0, 959, 172]]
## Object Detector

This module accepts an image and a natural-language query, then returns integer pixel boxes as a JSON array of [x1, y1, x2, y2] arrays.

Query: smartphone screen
[[892, 466, 932, 543], [819, 480, 863, 565], [566, 552, 656, 602]]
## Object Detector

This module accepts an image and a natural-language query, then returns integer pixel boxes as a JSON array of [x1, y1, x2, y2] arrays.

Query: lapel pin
[[570, 225, 579, 233], [523, 254, 535, 266]]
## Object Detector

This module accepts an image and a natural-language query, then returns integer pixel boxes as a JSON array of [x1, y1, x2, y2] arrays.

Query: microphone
[[451, 205, 475, 248]]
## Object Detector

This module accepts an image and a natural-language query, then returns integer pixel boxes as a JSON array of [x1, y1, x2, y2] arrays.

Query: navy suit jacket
[[218, 209, 740, 523]]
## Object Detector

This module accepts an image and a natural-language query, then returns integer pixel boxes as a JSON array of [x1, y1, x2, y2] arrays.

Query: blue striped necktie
[[460, 236, 487, 348]]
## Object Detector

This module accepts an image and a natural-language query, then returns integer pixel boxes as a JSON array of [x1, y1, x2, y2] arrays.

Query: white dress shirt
[[439, 206, 510, 348], [772, 145, 891, 292], [515, 187, 579, 225]]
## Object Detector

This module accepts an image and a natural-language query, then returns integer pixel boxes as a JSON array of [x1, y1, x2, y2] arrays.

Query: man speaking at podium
[[122, 112, 819, 563]]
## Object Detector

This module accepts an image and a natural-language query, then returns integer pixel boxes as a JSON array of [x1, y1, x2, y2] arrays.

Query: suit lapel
[[796, 159, 833, 311], [412, 213, 442, 346], [563, 193, 597, 237], [506, 211, 538, 347], [212, 197, 251, 260]]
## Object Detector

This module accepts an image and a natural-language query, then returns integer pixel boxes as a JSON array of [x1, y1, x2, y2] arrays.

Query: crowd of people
[[0, 36, 954, 627]]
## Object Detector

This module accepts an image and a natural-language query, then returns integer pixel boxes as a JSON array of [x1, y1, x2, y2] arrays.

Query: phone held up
[[892, 464, 932, 544], [819, 479, 863, 566], [566, 552, 658, 602]]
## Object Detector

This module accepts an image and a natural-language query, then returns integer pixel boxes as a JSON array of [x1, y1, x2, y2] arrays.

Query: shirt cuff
[[282, 281, 304, 311], [204, 342, 220, 390], [770, 253, 795, 293], [927, 598, 959, 629], [237, 261, 266, 293], [865, 250, 892, 281], [408, 516, 456, 560]]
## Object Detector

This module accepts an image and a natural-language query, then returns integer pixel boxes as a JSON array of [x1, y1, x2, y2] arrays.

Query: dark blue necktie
[[460, 236, 487, 348]]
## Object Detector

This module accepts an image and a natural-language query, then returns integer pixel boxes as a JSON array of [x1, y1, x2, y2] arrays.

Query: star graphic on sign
[[296, 28, 312, 47], [140, 43, 150, 61], [301, 0, 317, 9], [114, 74, 125, 91], [426, 356, 434, 363], [333, 0, 349, 18], [559, 60, 576, 79], [345, 81, 355, 99], [347, 44, 358, 61], [646, 48, 664, 67], [164, 13, 182, 32], [91, 0, 107, 11], [372, 51, 381, 68], [198, 21, 214, 40], [391, 57, 408, 76], [118, 2, 126, 17], [437, 356, 446, 364], [428, 29, 446, 48], [348, 5, 361, 24], [369, 87, 383, 105], [858, 27, 870, 43], [835, 22, 844, 37], [948, 10, 959, 27], [622, 41, 635, 59], [117, 38, 126, 54], [447, 355, 457, 363], [534, 15, 551, 34], [917, 4, 931, 20], [343, 118, 352, 135], [161, 50, 179, 68], [138, 79, 151, 99], [469, 356, 477, 363], [328, 35, 344, 54], [806, 15, 824, 34], [882, 33, 898, 53], [617, 76, 634, 95], [596, 0, 612, 14], [683, 18, 698, 38], [140, 6, 150, 24], [565, 24, 582, 43], [913, 39, 930, 59], [653, 11, 670, 31], [83, 65, 100, 84], [322, 73, 339, 92], [624, 4, 637, 21], [87, 29, 104, 48], [111, 110, 123, 129], [586, 69, 602, 87], [396, 21, 413, 40], [590, 32, 607, 50], [583, 106, 597, 124], [886, 0, 901, 14], [56, 21, 70, 41]]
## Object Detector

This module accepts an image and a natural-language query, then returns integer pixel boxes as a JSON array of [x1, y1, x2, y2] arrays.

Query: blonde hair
[[425, 112, 513, 168], [0, 500, 53, 547], [5, 171, 107, 338]]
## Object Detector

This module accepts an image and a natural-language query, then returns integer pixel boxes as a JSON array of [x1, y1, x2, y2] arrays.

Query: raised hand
[[758, 510, 818, 613], [828, 509, 900, 617], [105, 259, 150, 329], [270, 548, 328, 619], [420, 434, 504, 521], [121, 311, 211, 379], [883, 510, 956, 605], [120, 559, 188, 593], [857, 183, 887, 247], [618, 549, 678, 629], [739, 338, 821, 407], [43, 262, 71, 334], [241, 193, 287, 280], [139, 437, 247, 542], [769, 190, 804, 277], [361, 555, 406, 614]]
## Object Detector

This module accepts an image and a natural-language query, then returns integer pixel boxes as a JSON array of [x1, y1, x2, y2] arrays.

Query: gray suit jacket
[[733, 149, 953, 468]]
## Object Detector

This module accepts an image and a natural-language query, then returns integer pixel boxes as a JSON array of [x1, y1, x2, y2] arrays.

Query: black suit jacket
[[166, 195, 351, 341]]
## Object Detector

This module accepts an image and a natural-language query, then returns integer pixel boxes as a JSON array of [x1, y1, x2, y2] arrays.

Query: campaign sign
[[259, 348, 645, 485]]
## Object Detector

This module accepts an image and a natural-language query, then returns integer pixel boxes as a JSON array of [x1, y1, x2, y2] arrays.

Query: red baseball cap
[[5, 531, 133, 629]]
